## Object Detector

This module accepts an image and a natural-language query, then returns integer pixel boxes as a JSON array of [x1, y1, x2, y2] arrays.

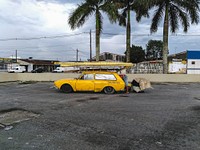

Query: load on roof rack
[[54, 61, 134, 72]]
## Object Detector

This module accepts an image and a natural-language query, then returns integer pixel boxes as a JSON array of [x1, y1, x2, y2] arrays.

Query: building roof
[[20, 59, 57, 65], [168, 51, 187, 57], [168, 51, 187, 62]]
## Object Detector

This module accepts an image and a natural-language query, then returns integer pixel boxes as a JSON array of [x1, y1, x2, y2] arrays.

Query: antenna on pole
[[76, 49, 79, 62], [15, 50, 18, 63], [90, 29, 92, 61]]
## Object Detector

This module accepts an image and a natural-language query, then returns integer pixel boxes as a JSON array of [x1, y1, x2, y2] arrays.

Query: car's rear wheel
[[61, 84, 73, 93], [103, 86, 115, 94]]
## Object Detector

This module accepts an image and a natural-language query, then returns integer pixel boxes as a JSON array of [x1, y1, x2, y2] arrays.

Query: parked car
[[54, 71, 126, 94], [31, 67, 44, 73]]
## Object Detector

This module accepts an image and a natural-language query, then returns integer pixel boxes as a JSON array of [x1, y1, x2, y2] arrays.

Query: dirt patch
[[194, 97, 200, 100], [119, 95, 129, 97], [18, 81, 37, 84], [76, 97, 99, 102], [190, 106, 200, 111], [89, 97, 99, 100], [76, 99, 87, 102], [0, 108, 39, 126]]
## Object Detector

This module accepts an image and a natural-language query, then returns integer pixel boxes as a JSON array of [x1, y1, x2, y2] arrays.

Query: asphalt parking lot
[[0, 82, 200, 150]]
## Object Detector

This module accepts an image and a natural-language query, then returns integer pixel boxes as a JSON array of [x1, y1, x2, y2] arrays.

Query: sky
[[0, 0, 200, 61]]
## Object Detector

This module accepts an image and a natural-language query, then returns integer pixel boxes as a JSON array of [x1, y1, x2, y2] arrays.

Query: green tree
[[115, 0, 149, 62], [146, 40, 163, 60], [127, 45, 145, 63], [68, 0, 119, 61], [149, 0, 200, 73]]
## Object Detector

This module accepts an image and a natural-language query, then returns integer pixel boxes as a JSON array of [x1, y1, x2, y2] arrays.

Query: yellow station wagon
[[54, 71, 126, 94]]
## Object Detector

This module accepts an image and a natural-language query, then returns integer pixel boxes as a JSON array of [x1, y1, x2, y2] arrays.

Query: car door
[[75, 73, 95, 91], [94, 73, 117, 92]]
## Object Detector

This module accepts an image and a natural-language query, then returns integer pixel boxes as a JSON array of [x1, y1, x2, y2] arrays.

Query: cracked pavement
[[0, 82, 200, 150]]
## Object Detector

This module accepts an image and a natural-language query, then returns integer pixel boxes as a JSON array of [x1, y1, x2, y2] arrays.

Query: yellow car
[[54, 71, 126, 94]]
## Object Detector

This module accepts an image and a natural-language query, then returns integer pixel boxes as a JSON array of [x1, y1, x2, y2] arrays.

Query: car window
[[95, 74, 116, 80], [82, 74, 94, 80]]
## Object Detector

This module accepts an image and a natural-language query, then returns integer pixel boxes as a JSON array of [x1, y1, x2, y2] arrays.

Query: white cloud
[[0, 0, 200, 61], [0, 0, 75, 34], [0, 0, 85, 61]]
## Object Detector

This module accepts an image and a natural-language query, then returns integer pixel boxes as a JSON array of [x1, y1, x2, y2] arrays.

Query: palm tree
[[115, 0, 149, 62], [149, 0, 200, 73], [68, 0, 119, 61]]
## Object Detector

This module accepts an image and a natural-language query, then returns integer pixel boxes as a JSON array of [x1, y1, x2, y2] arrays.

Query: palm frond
[[184, 0, 200, 24], [68, 2, 95, 30], [131, 0, 150, 22], [150, 3, 165, 33], [169, 4, 179, 33], [172, 4, 189, 33], [100, 1, 119, 23], [174, 0, 200, 24], [118, 8, 128, 26]]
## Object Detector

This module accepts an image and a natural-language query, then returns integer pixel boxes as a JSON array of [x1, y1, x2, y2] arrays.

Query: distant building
[[0, 58, 58, 72], [131, 50, 200, 74], [0, 58, 13, 72], [168, 51, 187, 74], [91, 52, 125, 62], [168, 50, 200, 74], [168, 51, 187, 62], [20, 59, 58, 72]]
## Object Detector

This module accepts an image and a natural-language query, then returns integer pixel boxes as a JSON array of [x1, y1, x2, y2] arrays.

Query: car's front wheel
[[61, 84, 73, 93], [103, 86, 115, 94]]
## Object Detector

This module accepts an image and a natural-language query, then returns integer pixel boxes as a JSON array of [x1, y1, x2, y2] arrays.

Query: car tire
[[103, 86, 115, 94], [61, 84, 73, 93]]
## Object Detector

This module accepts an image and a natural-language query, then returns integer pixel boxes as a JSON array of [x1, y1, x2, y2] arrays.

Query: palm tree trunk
[[126, 8, 131, 62], [163, 5, 169, 74], [96, 11, 100, 62]]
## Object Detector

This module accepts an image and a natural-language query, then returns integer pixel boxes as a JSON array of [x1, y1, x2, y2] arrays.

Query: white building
[[168, 59, 186, 74], [91, 52, 125, 62], [187, 50, 200, 74]]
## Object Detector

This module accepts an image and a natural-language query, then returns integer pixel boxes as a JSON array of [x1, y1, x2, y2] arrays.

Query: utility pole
[[90, 29, 92, 61], [76, 49, 79, 62], [15, 50, 18, 63]]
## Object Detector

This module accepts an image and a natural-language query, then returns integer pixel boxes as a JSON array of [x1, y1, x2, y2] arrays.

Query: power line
[[0, 42, 90, 50], [0, 32, 89, 41], [102, 32, 200, 37], [1, 31, 200, 42]]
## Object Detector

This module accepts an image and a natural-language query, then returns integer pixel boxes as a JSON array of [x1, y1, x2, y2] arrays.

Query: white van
[[53, 67, 66, 73], [53, 67, 78, 73], [8, 66, 26, 73]]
